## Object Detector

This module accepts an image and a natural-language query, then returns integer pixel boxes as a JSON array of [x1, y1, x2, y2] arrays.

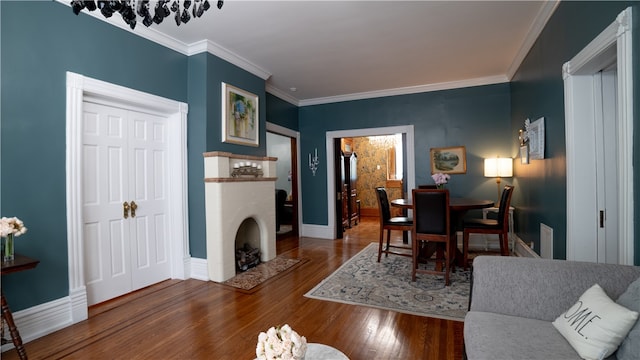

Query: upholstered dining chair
[[375, 187, 413, 262], [462, 185, 515, 270], [417, 184, 438, 189], [411, 188, 452, 285]]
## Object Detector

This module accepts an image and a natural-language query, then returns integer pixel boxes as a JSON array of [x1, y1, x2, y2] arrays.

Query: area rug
[[221, 255, 306, 293], [304, 243, 470, 321]]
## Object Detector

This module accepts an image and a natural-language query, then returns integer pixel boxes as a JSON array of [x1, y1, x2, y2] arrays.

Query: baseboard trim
[[514, 237, 540, 258], [1, 296, 73, 353], [189, 257, 210, 281], [301, 224, 334, 239]]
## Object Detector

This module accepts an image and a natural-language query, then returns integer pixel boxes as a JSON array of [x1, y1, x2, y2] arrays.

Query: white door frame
[[66, 72, 189, 323], [563, 7, 633, 264], [326, 125, 415, 239]]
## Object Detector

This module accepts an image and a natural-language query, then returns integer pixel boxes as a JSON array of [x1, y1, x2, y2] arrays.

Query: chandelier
[[70, 0, 223, 30]]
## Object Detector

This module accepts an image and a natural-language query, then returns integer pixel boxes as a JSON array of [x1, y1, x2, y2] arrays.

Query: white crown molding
[[298, 75, 509, 107], [56, 1, 271, 81], [266, 84, 300, 106], [188, 40, 272, 80], [506, 0, 560, 80]]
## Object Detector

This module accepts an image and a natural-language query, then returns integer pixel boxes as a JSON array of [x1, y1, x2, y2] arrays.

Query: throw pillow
[[616, 277, 640, 360], [552, 283, 639, 360]]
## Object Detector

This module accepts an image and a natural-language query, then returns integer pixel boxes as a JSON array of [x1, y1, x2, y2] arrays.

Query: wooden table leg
[[1, 291, 28, 360]]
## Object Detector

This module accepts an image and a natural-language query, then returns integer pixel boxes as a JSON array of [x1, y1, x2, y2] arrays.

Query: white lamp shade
[[484, 158, 513, 177]]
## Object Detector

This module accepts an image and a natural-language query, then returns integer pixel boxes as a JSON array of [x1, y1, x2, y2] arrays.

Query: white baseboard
[[514, 237, 540, 258], [189, 257, 210, 281], [1, 296, 73, 353], [301, 224, 333, 239]]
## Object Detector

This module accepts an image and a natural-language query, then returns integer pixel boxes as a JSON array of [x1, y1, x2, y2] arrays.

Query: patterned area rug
[[222, 255, 306, 293], [304, 243, 470, 321]]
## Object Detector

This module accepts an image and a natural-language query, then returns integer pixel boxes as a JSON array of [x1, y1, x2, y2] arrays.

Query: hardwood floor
[[3, 218, 464, 360]]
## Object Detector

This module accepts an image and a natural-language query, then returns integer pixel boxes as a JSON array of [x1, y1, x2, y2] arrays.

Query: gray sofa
[[464, 256, 640, 360]]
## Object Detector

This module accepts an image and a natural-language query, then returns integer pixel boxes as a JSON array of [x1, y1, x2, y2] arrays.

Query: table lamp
[[484, 157, 513, 205]]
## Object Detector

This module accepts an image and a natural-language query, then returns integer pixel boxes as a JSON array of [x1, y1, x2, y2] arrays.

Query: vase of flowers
[[256, 324, 307, 360], [432, 173, 450, 189], [1, 217, 28, 262]]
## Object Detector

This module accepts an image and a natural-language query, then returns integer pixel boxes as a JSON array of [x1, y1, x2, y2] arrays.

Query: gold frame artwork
[[222, 82, 259, 147], [430, 146, 467, 174]]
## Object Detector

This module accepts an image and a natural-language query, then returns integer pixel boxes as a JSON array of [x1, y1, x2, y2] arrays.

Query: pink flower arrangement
[[431, 173, 450, 188]]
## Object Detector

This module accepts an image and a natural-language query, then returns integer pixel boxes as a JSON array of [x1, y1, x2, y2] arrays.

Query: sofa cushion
[[616, 277, 640, 360], [552, 284, 638, 360], [464, 311, 581, 360]]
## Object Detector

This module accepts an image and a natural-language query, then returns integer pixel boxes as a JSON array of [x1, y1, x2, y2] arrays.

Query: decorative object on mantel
[[256, 324, 308, 360], [222, 82, 259, 147], [309, 148, 319, 176], [70, 0, 224, 30], [431, 172, 450, 189], [1, 217, 28, 262], [527, 117, 545, 160], [232, 161, 264, 178]]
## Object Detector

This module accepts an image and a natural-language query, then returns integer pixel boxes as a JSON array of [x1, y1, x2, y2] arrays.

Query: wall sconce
[[309, 148, 319, 176], [484, 157, 513, 204]]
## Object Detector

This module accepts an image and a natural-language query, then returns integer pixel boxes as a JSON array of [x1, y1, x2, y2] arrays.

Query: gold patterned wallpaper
[[351, 136, 403, 215]]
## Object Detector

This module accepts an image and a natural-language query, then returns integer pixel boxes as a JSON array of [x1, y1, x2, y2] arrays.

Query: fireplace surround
[[203, 152, 278, 282]]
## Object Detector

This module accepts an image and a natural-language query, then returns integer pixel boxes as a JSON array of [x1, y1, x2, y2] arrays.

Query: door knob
[[130, 201, 138, 218], [123, 201, 130, 219]]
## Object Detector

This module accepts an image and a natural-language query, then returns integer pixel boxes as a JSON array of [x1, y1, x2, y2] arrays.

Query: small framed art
[[430, 146, 467, 174], [222, 82, 259, 147]]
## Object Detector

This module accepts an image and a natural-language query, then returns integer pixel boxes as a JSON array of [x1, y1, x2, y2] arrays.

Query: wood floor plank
[[2, 218, 464, 359]]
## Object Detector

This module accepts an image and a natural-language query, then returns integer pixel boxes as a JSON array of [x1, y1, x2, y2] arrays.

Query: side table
[[2, 254, 40, 360], [482, 206, 515, 251], [305, 343, 349, 360]]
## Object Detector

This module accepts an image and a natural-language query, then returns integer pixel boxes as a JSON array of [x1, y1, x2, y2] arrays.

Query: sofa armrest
[[469, 256, 640, 322]]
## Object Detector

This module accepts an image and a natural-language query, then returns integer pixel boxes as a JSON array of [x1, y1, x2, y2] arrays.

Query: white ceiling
[[74, 1, 559, 105]]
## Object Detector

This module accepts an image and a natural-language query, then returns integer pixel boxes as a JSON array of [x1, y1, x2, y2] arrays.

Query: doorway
[[66, 72, 189, 322], [326, 126, 415, 239], [334, 135, 405, 238], [563, 7, 633, 265], [266, 123, 300, 239]]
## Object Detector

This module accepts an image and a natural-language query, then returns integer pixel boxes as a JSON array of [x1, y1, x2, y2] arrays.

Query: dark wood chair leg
[[463, 230, 470, 270], [2, 291, 28, 360]]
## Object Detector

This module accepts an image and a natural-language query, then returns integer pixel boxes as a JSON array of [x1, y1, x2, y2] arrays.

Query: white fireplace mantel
[[203, 152, 278, 282]]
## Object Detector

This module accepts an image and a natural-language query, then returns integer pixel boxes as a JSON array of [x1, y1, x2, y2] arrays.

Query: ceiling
[[76, 1, 559, 106]]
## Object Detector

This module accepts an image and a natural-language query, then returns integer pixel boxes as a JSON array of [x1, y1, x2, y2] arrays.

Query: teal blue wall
[[298, 83, 512, 225], [0, 1, 267, 310], [266, 94, 299, 131], [1, 1, 187, 310], [187, 53, 266, 258], [510, 1, 639, 264]]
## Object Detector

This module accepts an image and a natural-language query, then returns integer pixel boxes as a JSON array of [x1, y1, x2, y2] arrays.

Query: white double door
[[82, 101, 170, 306]]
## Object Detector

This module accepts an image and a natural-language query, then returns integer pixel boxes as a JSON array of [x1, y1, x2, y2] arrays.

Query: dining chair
[[417, 184, 438, 189], [411, 188, 452, 285], [375, 187, 413, 262], [462, 185, 514, 269]]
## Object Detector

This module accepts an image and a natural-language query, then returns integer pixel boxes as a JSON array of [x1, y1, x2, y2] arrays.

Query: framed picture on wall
[[430, 146, 467, 174], [222, 82, 259, 147], [520, 144, 529, 164], [528, 117, 545, 160]]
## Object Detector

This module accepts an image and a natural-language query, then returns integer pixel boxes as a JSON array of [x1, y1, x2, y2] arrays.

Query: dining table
[[390, 196, 494, 268]]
